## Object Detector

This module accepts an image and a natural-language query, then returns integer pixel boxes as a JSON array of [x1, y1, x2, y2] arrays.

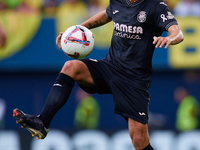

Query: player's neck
[[129, 0, 140, 3]]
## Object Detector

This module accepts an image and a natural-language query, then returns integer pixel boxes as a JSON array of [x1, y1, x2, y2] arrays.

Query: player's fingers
[[58, 44, 62, 49], [56, 35, 62, 48], [56, 32, 63, 42], [57, 42, 62, 49], [153, 36, 159, 44], [155, 38, 163, 48], [58, 32, 64, 49], [164, 41, 171, 49], [160, 38, 171, 49], [56, 35, 60, 42], [159, 39, 167, 48], [56, 36, 61, 44]]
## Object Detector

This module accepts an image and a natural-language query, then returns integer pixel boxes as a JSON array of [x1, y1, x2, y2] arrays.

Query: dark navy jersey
[[104, 0, 178, 82]]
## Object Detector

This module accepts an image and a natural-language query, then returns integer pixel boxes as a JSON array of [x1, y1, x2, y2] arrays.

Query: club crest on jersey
[[137, 11, 146, 23]]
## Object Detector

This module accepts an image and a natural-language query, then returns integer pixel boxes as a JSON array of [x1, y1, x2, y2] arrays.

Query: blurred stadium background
[[0, 0, 200, 150]]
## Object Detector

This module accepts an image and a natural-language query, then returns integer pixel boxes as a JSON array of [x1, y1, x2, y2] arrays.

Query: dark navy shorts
[[79, 58, 151, 124]]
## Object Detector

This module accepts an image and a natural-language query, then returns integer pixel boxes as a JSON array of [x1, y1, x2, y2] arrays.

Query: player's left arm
[[153, 24, 184, 49], [56, 10, 111, 49], [80, 10, 112, 30]]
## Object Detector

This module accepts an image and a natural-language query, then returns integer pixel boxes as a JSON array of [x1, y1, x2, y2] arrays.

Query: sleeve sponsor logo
[[161, 12, 175, 22]]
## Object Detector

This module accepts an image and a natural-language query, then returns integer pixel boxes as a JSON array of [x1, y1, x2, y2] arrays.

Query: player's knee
[[61, 60, 87, 81], [61, 61, 79, 77], [131, 134, 142, 146], [62, 60, 74, 71], [130, 133, 148, 149]]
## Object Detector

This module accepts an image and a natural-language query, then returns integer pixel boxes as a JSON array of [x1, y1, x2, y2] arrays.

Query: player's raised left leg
[[128, 118, 153, 150], [13, 60, 95, 139]]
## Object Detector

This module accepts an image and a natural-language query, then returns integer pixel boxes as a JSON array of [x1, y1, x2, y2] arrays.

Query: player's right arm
[[56, 10, 112, 49], [153, 24, 184, 49], [152, 2, 184, 49]]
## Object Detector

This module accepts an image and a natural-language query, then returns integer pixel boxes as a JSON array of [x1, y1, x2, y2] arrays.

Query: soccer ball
[[61, 25, 94, 59]]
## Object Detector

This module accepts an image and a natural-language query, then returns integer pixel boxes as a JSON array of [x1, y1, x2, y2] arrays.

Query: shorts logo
[[113, 10, 119, 15], [53, 84, 62, 87], [89, 58, 98, 62], [139, 112, 146, 116], [137, 11, 147, 23]]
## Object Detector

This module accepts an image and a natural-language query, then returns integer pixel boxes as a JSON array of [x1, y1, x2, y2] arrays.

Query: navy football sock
[[39, 73, 75, 128], [142, 144, 154, 150]]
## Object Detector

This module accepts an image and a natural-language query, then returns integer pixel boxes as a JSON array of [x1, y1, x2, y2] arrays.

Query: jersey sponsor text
[[113, 22, 143, 39], [113, 22, 143, 34]]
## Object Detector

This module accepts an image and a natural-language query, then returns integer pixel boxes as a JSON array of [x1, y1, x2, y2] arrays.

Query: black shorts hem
[[114, 111, 148, 125]]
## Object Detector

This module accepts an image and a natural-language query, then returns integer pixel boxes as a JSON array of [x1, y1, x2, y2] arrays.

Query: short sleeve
[[106, 4, 112, 19], [154, 1, 178, 31]]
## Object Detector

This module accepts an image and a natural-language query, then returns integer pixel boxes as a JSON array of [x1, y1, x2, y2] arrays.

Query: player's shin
[[39, 73, 75, 128]]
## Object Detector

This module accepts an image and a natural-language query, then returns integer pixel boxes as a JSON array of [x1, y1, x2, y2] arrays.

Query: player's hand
[[153, 36, 171, 49], [56, 32, 63, 49]]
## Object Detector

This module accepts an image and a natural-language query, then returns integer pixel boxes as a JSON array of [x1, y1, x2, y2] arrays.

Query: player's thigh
[[61, 60, 95, 87], [128, 118, 149, 141]]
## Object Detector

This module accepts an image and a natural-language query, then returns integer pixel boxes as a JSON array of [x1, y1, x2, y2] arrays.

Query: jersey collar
[[125, 0, 145, 7]]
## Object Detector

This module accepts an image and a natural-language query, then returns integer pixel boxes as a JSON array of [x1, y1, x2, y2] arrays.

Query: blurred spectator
[[0, 0, 42, 12], [164, 0, 180, 11], [183, 70, 200, 101], [17, 0, 43, 13], [174, 0, 200, 16], [0, 23, 6, 49], [56, 0, 87, 34], [43, 0, 60, 15], [0, 0, 42, 60], [0, 1, 6, 10], [2, 0, 22, 9], [74, 88, 100, 129], [148, 112, 167, 132], [183, 69, 200, 84], [15, 2, 36, 13], [87, 0, 103, 18], [174, 86, 199, 132], [98, 0, 109, 9]]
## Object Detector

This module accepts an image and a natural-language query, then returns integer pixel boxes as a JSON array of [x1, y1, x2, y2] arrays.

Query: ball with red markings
[[61, 25, 94, 59]]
